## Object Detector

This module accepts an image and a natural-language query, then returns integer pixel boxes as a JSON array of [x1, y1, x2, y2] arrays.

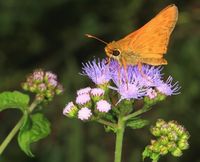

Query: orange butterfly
[[86, 4, 178, 69]]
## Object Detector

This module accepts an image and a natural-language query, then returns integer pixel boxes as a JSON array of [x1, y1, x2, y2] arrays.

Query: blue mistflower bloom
[[81, 58, 180, 102], [82, 59, 111, 85], [110, 65, 147, 102], [156, 76, 180, 96], [137, 65, 164, 87]]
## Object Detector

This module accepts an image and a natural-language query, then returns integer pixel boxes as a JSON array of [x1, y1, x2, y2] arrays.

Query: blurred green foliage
[[0, 0, 199, 162]]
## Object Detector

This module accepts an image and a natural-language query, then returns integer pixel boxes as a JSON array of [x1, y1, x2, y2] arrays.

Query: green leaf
[[127, 118, 149, 129], [18, 113, 51, 157], [0, 91, 29, 113], [104, 125, 117, 133]]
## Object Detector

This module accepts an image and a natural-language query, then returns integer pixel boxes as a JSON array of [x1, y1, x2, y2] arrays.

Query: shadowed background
[[0, 0, 199, 162]]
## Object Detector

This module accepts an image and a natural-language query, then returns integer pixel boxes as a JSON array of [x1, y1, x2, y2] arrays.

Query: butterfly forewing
[[118, 4, 178, 65]]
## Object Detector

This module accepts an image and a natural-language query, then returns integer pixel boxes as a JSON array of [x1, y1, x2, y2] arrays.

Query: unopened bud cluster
[[63, 87, 112, 121], [22, 69, 63, 101], [143, 119, 190, 162]]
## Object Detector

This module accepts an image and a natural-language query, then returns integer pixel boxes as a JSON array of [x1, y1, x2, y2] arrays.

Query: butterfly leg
[[117, 66, 121, 84], [137, 62, 144, 76], [137, 62, 152, 83], [121, 58, 129, 89], [105, 57, 111, 65], [104, 57, 111, 77]]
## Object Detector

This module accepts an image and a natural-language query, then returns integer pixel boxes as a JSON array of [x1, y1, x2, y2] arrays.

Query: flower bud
[[96, 100, 111, 113], [171, 148, 183, 157], [63, 102, 78, 118], [91, 88, 105, 102], [178, 139, 189, 150], [156, 119, 166, 128], [151, 127, 161, 137], [168, 131, 178, 141], [22, 69, 63, 102], [143, 119, 189, 162], [29, 84, 37, 92], [36, 94, 45, 101], [160, 146, 168, 155], [78, 107, 92, 121], [76, 94, 91, 107], [168, 120, 177, 129], [167, 142, 177, 152], [180, 131, 190, 140], [159, 136, 169, 145], [77, 87, 91, 95], [160, 124, 171, 135]]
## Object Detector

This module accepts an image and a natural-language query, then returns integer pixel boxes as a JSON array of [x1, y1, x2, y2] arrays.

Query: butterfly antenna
[[85, 34, 108, 45]]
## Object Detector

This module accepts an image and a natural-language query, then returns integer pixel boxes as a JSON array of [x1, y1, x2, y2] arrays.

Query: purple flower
[[96, 100, 111, 112], [76, 94, 91, 105], [111, 65, 146, 102], [77, 87, 91, 95], [80, 59, 180, 104], [110, 61, 180, 99], [138, 65, 164, 87], [78, 107, 92, 120], [156, 76, 180, 96], [82, 59, 111, 85]]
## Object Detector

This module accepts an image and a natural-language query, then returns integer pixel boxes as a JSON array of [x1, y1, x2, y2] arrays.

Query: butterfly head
[[105, 41, 122, 61]]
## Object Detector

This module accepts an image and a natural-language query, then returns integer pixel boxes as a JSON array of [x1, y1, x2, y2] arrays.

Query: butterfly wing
[[118, 4, 178, 65]]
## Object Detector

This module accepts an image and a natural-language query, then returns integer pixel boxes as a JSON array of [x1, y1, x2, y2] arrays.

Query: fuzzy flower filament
[[82, 59, 111, 85]]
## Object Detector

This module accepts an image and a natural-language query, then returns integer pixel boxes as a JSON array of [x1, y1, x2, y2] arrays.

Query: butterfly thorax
[[105, 41, 139, 66]]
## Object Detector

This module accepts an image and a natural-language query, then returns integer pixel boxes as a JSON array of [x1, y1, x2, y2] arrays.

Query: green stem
[[0, 117, 24, 155], [114, 116, 125, 162], [0, 100, 39, 155], [123, 105, 152, 121], [97, 119, 117, 128]]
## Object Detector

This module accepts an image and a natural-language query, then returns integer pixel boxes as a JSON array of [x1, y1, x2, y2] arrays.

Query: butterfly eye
[[112, 49, 121, 56]]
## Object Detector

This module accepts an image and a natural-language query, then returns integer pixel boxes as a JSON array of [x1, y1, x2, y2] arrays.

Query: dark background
[[0, 0, 199, 162]]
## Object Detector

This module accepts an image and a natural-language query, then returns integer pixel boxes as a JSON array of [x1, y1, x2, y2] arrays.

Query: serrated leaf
[[127, 118, 149, 129], [0, 91, 29, 113], [18, 113, 51, 157]]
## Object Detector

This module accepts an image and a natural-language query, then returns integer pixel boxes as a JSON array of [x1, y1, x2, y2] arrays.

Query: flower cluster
[[22, 69, 63, 101], [63, 87, 111, 120], [143, 119, 190, 162], [81, 59, 180, 103], [64, 58, 181, 121]]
